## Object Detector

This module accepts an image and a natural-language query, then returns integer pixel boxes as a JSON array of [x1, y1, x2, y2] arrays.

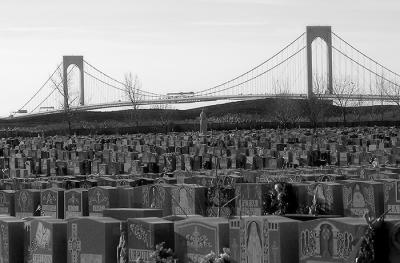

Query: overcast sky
[[1, 0, 399, 116]]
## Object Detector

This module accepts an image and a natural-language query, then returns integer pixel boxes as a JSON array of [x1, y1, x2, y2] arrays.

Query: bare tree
[[50, 66, 77, 135], [351, 99, 364, 125], [332, 77, 360, 125], [124, 73, 142, 126], [272, 79, 301, 128], [151, 102, 172, 133], [302, 75, 328, 129], [376, 75, 400, 120]]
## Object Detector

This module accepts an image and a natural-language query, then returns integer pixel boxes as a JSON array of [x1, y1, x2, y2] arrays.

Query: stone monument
[[200, 110, 207, 135]]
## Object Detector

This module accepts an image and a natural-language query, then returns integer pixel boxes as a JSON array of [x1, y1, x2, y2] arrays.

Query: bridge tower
[[306, 26, 333, 97], [63, 56, 84, 110]]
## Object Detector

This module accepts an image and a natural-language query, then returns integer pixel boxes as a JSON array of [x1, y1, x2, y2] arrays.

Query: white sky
[[1, 0, 400, 116]]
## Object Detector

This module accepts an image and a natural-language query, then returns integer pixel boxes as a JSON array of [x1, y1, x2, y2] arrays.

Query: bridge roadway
[[6, 93, 400, 120]]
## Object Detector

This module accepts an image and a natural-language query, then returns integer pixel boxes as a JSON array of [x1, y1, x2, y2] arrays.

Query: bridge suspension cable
[[18, 63, 62, 112], [195, 32, 307, 97]]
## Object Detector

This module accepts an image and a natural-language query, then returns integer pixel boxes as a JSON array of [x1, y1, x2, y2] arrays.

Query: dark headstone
[[67, 217, 120, 263], [41, 188, 65, 219], [65, 189, 89, 219], [15, 189, 41, 219], [0, 190, 15, 216], [88, 186, 118, 216], [102, 208, 163, 221], [0, 217, 24, 263]]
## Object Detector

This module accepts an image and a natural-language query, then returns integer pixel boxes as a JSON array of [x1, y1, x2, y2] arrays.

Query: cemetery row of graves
[[0, 127, 399, 262]]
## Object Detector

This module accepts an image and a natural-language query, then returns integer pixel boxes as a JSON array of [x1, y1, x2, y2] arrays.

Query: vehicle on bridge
[[39, 106, 55, 112], [166, 92, 195, 99]]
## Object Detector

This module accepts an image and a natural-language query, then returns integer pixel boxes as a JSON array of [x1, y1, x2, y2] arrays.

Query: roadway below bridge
[[5, 93, 400, 120]]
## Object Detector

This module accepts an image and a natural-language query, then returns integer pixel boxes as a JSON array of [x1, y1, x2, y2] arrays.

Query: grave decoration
[[354, 210, 391, 263], [205, 176, 236, 217], [201, 248, 231, 263], [148, 242, 176, 263], [263, 182, 293, 215], [117, 222, 128, 263]]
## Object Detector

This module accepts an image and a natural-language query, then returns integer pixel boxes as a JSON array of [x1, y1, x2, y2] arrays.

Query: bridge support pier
[[306, 26, 333, 98], [63, 56, 84, 110]]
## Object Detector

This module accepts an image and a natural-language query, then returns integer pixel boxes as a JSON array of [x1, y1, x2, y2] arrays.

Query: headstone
[[65, 189, 89, 219], [41, 188, 65, 219], [88, 186, 118, 217], [0, 190, 15, 216], [139, 184, 177, 216], [23, 216, 53, 263], [238, 215, 299, 263], [342, 180, 384, 218], [0, 217, 24, 263], [29, 218, 67, 263], [235, 183, 270, 216], [15, 189, 41, 219], [379, 179, 400, 218], [67, 217, 120, 263], [171, 184, 206, 216], [306, 182, 344, 216], [299, 217, 368, 263], [174, 217, 229, 263], [127, 217, 174, 262]]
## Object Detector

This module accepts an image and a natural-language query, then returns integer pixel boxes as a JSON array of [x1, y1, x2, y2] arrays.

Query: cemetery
[[0, 126, 400, 263]]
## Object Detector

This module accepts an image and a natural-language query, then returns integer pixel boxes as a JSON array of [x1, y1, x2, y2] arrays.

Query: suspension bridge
[[10, 26, 400, 118]]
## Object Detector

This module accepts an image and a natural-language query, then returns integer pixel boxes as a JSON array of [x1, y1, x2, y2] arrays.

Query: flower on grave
[[201, 251, 216, 263], [201, 248, 231, 263], [220, 248, 231, 262], [149, 242, 176, 263], [263, 182, 290, 215]]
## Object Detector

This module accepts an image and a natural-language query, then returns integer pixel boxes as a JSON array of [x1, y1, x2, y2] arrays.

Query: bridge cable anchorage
[[18, 63, 62, 112], [83, 60, 160, 97], [196, 32, 306, 95], [332, 32, 400, 79], [332, 46, 400, 89], [202, 46, 306, 96]]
